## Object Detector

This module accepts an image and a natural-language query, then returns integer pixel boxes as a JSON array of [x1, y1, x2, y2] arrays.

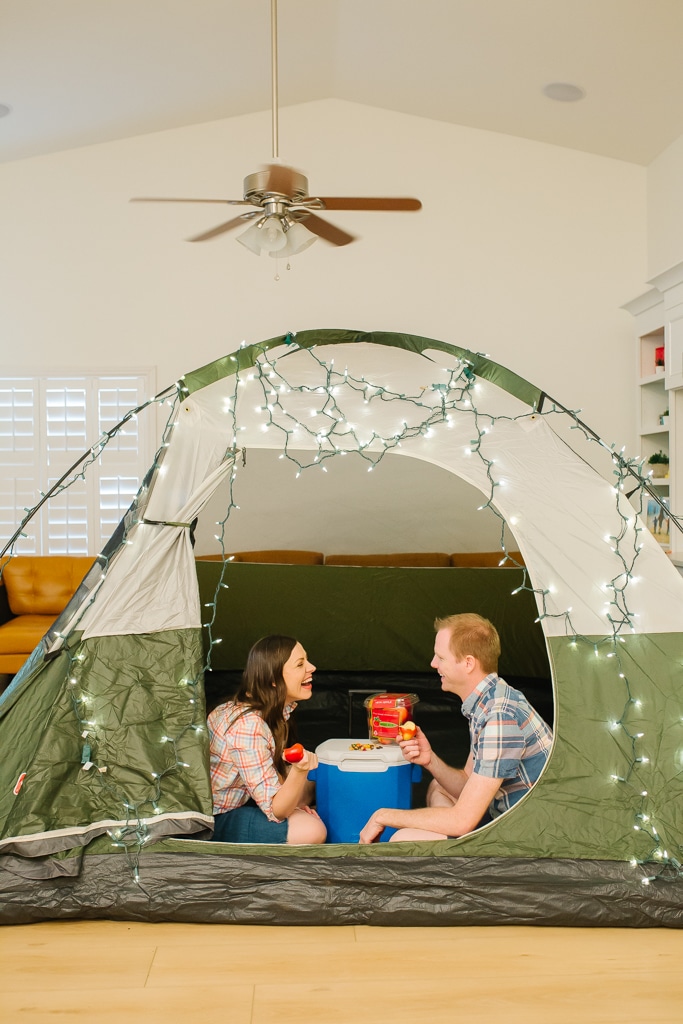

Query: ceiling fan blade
[[187, 213, 259, 243], [316, 197, 422, 212], [301, 213, 356, 246], [130, 197, 251, 205]]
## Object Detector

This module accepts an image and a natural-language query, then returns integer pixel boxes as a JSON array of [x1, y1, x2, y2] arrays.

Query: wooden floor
[[1, 921, 682, 1023]]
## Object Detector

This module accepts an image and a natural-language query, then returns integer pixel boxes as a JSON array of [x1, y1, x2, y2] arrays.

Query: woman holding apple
[[207, 634, 327, 845]]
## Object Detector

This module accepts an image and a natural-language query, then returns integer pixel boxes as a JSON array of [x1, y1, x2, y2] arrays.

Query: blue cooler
[[310, 738, 422, 843]]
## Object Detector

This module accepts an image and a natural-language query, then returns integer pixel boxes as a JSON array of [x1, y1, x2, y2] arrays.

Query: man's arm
[[359, 770, 501, 844], [398, 727, 473, 797], [425, 750, 474, 799]]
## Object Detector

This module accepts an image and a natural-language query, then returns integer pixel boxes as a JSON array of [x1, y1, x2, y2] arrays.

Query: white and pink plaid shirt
[[207, 701, 295, 822]]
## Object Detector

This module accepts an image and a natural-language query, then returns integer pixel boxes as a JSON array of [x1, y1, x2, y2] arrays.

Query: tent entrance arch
[[0, 329, 681, 926]]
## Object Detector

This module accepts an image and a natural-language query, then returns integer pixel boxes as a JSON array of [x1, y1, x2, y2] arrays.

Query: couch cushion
[[2, 556, 94, 616], [0, 614, 55, 654]]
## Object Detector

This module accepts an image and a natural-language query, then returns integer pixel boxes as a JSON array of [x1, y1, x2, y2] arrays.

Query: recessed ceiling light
[[0, 103, 11, 118], [542, 83, 585, 103]]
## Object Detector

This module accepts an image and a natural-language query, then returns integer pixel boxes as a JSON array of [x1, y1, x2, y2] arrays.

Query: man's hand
[[359, 811, 386, 844], [398, 725, 433, 768]]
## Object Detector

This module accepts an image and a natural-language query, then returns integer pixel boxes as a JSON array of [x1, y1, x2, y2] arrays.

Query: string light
[[190, 340, 680, 884], [3, 333, 680, 886]]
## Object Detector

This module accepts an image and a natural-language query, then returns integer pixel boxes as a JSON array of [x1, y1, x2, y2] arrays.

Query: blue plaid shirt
[[461, 674, 552, 818]]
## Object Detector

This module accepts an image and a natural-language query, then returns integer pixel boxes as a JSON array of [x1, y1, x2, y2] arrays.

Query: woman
[[207, 634, 327, 845]]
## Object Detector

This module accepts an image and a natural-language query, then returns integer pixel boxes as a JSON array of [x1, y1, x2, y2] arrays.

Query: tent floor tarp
[[1, 842, 682, 927]]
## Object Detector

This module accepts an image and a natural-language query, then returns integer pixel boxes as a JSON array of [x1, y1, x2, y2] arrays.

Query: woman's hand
[[398, 725, 432, 767], [272, 747, 317, 821], [290, 748, 317, 773]]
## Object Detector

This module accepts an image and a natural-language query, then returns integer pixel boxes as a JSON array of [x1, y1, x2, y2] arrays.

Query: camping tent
[[1, 329, 682, 926]]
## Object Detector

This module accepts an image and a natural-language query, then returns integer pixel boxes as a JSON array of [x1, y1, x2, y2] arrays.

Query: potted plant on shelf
[[647, 450, 670, 478], [660, 409, 669, 427]]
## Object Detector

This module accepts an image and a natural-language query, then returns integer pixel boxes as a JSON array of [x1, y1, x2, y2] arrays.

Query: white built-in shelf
[[622, 286, 679, 558]]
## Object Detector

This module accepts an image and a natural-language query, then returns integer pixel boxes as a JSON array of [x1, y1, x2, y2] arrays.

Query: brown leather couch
[[197, 551, 523, 567], [0, 556, 94, 674], [196, 550, 324, 564]]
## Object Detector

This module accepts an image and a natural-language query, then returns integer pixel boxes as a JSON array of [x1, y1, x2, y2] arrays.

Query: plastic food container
[[363, 692, 420, 744]]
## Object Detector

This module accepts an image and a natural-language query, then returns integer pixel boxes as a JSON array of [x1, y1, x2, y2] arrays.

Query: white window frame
[[0, 367, 157, 556]]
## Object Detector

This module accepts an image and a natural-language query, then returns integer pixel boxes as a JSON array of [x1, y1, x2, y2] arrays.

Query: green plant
[[648, 450, 669, 465]]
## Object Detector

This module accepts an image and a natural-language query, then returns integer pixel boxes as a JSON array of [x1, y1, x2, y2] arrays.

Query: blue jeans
[[213, 801, 288, 844]]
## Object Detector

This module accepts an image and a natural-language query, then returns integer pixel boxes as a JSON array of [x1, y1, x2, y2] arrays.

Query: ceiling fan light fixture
[[237, 215, 290, 255], [260, 216, 288, 252], [269, 219, 317, 258], [236, 219, 268, 254]]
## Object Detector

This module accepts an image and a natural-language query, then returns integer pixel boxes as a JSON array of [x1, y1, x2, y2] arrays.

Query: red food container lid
[[363, 692, 420, 710]]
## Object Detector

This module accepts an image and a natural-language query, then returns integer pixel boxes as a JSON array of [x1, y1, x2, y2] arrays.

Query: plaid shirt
[[461, 674, 552, 818], [207, 701, 295, 822]]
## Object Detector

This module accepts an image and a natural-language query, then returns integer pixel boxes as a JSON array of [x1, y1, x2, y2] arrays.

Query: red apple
[[283, 743, 305, 764]]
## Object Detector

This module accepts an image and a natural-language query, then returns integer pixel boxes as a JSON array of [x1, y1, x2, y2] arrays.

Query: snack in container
[[363, 692, 420, 745], [398, 720, 417, 741]]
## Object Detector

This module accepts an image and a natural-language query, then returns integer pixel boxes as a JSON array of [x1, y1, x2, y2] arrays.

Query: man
[[359, 612, 553, 843]]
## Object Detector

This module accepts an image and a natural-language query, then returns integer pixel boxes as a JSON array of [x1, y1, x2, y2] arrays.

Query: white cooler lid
[[315, 738, 410, 772]]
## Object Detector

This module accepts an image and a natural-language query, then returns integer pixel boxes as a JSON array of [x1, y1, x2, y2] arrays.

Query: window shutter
[[0, 372, 154, 555]]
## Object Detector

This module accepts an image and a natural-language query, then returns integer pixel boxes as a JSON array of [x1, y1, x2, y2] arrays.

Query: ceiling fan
[[130, 0, 422, 258]]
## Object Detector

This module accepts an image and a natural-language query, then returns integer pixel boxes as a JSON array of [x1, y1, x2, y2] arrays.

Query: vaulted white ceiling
[[2, 0, 683, 166]]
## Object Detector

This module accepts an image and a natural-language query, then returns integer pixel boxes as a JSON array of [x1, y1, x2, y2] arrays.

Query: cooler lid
[[315, 738, 410, 769]]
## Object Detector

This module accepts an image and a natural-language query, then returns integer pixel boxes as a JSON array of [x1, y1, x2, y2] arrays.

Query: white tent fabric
[[79, 393, 237, 638], [78, 340, 683, 642]]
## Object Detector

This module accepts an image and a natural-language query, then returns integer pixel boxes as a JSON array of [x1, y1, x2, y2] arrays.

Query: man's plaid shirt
[[461, 673, 552, 818]]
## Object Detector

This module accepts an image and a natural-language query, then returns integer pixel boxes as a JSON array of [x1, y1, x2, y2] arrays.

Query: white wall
[[0, 99, 647, 554], [647, 131, 683, 277]]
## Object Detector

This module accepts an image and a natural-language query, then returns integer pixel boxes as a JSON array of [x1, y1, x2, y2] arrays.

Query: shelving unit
[[638, 327, 669, 463], [636, 327, 670, 550], [623, 273, 682, 562]]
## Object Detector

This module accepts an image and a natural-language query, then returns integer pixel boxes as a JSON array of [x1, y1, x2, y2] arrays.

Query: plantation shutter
[[0, 373, 154, 556]]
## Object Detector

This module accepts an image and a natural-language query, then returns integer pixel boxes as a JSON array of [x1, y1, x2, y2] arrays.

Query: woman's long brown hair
[[233, 634, 298, 776]]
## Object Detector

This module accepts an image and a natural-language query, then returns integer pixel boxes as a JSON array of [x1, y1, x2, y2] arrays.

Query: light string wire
[[0, 384, 178, 566], [198, 340, 681, 881], [59, 384, 213, 880], [1, 384, 212, 883], [476, 394, 681, 881], [3, 339, 681, 884]]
